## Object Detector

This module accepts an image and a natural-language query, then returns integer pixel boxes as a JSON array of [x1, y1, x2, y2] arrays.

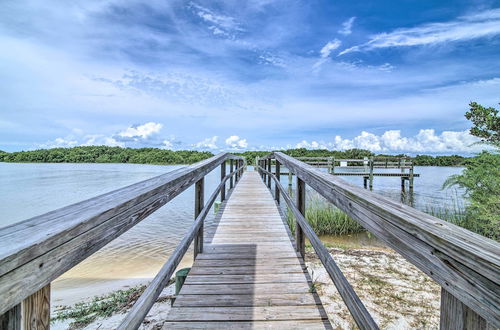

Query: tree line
[[0, 145, 471, 166]]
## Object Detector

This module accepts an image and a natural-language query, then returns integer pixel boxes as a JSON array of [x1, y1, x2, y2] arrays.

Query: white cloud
[[339, 8, 500, 55], [330, 129, 483, 153], [225, 135, 248, 149], [296, 140, 327, 149], [320, 39, 342, 58], [193, 136, 218, 150], [338, 17, 356, 35], [82, 135, 124, 147], [189, 2, 243, 38], [313, 39, 342, 71], [117, 122, 163, 139]]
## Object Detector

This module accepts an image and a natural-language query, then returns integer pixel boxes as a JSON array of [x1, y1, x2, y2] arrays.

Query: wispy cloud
[[339, 8, 500, 55], [338, 17, 356, 36], [188, 2, 244, 38], [313, 39, 341, 70]]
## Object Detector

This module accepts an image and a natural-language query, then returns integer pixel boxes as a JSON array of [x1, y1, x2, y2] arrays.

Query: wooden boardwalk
[[163, 171, 331, 329]]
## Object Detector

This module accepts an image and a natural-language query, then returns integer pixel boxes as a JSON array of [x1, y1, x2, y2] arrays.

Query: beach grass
[[52, 285, 147, 328], [286, 192, 364, 235]]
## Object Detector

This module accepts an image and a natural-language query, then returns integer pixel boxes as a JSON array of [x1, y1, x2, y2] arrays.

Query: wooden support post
[[332, 157, 335, 174], [440, 288, 492, 330], [220, 162, 226, 202], [229, 160, 234, 189], [369, 157, 374, 190], [288, 172, 292, 186], [275, 161, 280, 204], [0, 304, 20, 330], [194, 178, 204, 258], [409, 165, 414, 191], [401, 177, 406, 192], [22, 284, 51, 330], [267, 159, 272, 188], [262, 159, 267, 180], [296, 177, 306, 258], [363, 177, 368, 189]]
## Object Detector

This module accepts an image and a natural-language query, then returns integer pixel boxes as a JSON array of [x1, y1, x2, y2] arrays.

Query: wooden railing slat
[[271, 152, 500, 327], [0, 153, 243, 315]]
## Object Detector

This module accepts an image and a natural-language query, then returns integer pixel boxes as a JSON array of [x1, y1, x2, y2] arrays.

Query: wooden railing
[[257, 152, 499, 330], [0, 153, 245, 329]]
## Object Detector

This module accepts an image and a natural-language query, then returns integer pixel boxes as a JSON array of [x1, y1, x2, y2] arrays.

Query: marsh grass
[[52, 285, 147, 328], [286, 192, 364, 236], [424, 195, 468, 227]]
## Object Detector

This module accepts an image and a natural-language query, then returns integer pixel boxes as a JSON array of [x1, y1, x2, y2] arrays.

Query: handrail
[[258, 152, 500, 328], [0, 153, 244, 316], [118, 168, 242, 329], [259, 165, 378, 329]]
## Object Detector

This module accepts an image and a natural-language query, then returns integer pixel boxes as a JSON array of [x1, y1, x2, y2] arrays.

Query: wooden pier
[[163, 172, 331, 328], [0, 153, 498, 330], [291, 156, 420, 190]]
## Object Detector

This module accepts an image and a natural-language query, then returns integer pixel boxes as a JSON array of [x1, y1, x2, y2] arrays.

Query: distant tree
[[466, 102, 499, 144]]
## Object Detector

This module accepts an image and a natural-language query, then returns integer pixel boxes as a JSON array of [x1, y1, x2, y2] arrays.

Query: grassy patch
[[286, 192, 364, 236], [52, 285, 147, 328]]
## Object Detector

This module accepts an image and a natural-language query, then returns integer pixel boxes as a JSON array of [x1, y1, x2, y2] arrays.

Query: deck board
[[163, 171, 331, 329]]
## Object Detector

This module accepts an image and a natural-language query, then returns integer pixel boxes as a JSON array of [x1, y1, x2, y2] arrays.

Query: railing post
[[230, 160, 234, 189], [369, 157, 374, 190], [275, 160, 280, 204], [0, 304, 20, 330], [440, 288, 491, 330], [194, 177, 204, 259], [236, 160, 240, 182], [296, 177, 306, 258], [0, 285, 52, 330], [22, 284, 51, 330], [267, 159, 272, 188], [221, 162, 226, 202], [263, 159, 267, 182]]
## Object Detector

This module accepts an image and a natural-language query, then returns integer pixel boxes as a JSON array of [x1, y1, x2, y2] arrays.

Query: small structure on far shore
[[282, 156, 419, 191]]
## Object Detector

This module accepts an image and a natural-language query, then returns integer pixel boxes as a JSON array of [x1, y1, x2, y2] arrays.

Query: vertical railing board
[[0, 305, 20, 330], [194, 178, 205, 258], [295, 177, 306, 258], [230, 160, 234, 189], [275, 161, 281, 205], [22, 284, 50, 330], [221, 163, 226, 202]]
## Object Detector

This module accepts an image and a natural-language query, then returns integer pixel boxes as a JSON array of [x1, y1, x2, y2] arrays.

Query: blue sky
[[0, 0, 499, 154]]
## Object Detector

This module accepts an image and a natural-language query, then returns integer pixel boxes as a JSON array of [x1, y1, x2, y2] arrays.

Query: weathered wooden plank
[[22, 284, 50, 330], [195, 251, 300, 260], [193, 258, 303, 267], [0, 304, 20, 330], [440, 288, 495, 330], [165, 306, 328, 321], [161, 320, 332, 329], [174, 293, 321, 307], [193, 177, 204, 258], [183, 273, 309, 284], [188, 265, 307, 275]]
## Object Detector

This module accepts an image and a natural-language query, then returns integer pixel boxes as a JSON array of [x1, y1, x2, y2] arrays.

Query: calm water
[[0, 162, 465, 305]]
